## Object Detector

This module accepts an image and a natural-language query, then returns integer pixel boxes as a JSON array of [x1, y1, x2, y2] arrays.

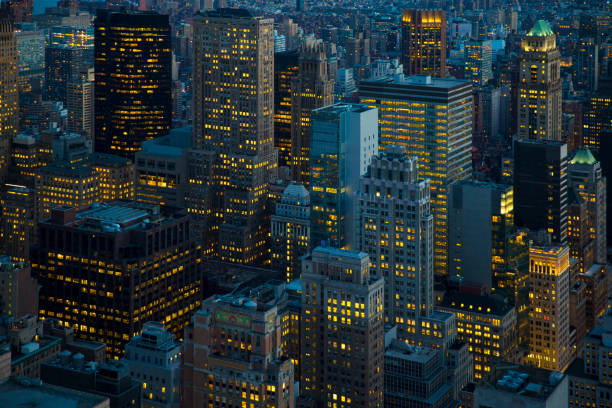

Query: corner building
[[32, 202, 202, 359], [192, 9, 277, 264]]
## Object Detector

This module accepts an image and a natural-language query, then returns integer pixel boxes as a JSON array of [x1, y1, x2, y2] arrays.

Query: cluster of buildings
[[0, 0, 610, 407]]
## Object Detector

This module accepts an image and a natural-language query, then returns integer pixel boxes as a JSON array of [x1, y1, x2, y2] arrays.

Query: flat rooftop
[[77, 205, 149, 226], [0, 379, 109, 408], [362, 74, 469, 89], [482, 363, 565, 400]]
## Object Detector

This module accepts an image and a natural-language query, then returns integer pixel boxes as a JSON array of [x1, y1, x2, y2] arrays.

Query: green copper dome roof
[[528, 20, 554, 37], [571, 148, 597, 165]]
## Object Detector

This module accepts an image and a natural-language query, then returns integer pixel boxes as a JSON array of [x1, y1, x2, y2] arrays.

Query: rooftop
[[527, 20, 554, 37], [313, 102, 374, 115], [77, 204, 149, 227], [362, 74, 469, 89], [483, 363, 565, 399], [438, 291, 515, 317], [0, 379, 109, 408], [139, 127, 191, 158], [570, 148, 598, 166], [312, 246, 369, 261]]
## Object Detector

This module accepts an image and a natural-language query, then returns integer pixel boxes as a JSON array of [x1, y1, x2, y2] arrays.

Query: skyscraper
[[401, 9, 446, 78], [513, 139, 568, 245], [66, 68, 94, 141], [290, 37, 334, 184], [465, 40, 492, 87], [568, 148, 607, 264], [356, 150, 434, 335], [0, 185, 36, 263], [32, 203, 202, 359], [449, 181, 514, 287], [271, 182, 311, 282], [518, 20, 562, 141], [274, 50, 299, 168], [0, 12, 18, 185], [309, 103, 378, 249], [44, 45, 83, 104], [192, 9, 277, 264], [94, 10, 171, 159], [301, 247, 384, 407], [526, 245, 571, 372], [360, 75, 472, 274]]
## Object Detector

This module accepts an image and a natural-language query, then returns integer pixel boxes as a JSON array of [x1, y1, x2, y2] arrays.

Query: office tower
[[460, 364, 568, 408], [48, 25, 94, 64], [183, 283, 295, 408], [310, 103, 378, 249], [356, 150, 434, 336], [439, 291, 518, 381], [66, 68, 94, 141], [41, 359, 141, 408], [124, 322, 182, 408], [32, 203, 202, 359], [0, 256, 38, 317], [567, 311, 612, 408], [449, 181, 514, 287], [94, 10, 171, 159], [517, 20, 562, 141], [526, 245, 572, 372], [273, 30, 286, 53], [514, 139, 568, 245], [0, 13, 18, 185], [401, 9, 446, 77], [569, 148, 607, 264], [271, 182, 311, 282], [344, 35, 370, 68], [360, 75, 472, 274], [44, 45, 83, 104], [567, 188, 594, 273], [465, 40, 492, 87], [192, 9, 277, 264], [290, 38, 334, 184], [15, 27, 44, 98], [274, 50, 299, 168], [301, 247, 384, 407], [582, 93, 611, 150], [0, 185, 36, 263], [384, 339, 457, 407]]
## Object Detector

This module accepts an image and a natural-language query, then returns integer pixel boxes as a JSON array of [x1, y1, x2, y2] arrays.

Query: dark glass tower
[[94, 10, 171, 159], [514, 139, 568, 245]]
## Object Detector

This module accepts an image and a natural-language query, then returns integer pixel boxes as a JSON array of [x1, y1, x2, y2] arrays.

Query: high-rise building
[[301, 247, 384, 407], [0, 13, 19, 185], [438, 291, 518, 381], [356, 150, 434, 336], [15, 27, 45, 99], [94, 10, 171, 159], [582, 93, 611, 150], [44, 45, 83, 104], [568, 148, 607, 264], [577, 264, 608, 332], [309, 103, 378, 249], [517, 20, 562, 141], [290, 37, 334, 184], [32, 203, 202, 359], [514, 139, 568, 245], [567, 188, 594, 273], [465, 40, 493, 87], [0, 185, 36, 263], [124, 322, 182, 408], [401, 9, 446, 78], [66, 68, 94, 141], [525, 245, 572, 372], [360, 75, 472, 274], [271, 182, 310, 282], [192, 9, 277, 264], [274, 50, 299, 168], [182, 282, 295, 408], [449, 181, 514, 288]]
